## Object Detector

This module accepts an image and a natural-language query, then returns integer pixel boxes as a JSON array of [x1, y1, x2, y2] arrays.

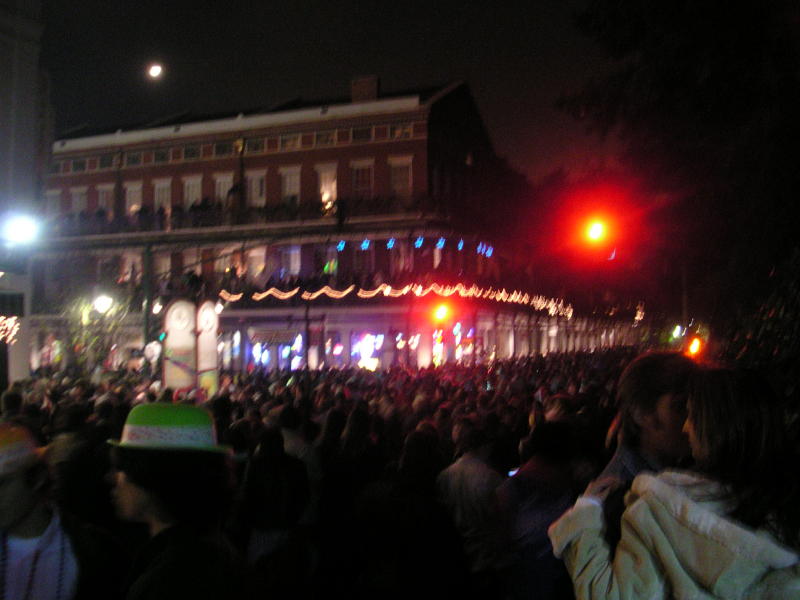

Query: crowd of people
[[1, 348, 798, 599]]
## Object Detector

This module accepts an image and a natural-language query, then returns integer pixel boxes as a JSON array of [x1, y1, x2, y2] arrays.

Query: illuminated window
[[70, 187, 88, 213], [246, 170, 266, 207], [153, 178, 172, 211], [96, 184, 114, 216], [281, 245, 301, 276], [315, 163, 337, 214], [213, 172, 234, 201], [123, 181, 142, 215], [182, 175, 202, 208], [280, 166, 301, 205], [72, 159, 86, 173]]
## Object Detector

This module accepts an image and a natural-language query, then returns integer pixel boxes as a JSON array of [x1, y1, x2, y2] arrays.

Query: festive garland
[[219, 282, 574, 318]]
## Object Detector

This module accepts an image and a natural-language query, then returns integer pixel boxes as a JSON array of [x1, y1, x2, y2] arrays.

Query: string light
[[387, 238, 395, 249], [457, 239, 464, 251], [436, 237, 445, 249], [221, 281, 573, 318], [337, 240, 345, 251], [414, 237, 423, 248], [361, 239, 370, 250]]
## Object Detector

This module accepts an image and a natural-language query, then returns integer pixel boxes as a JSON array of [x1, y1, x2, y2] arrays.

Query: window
[[315, 163, 337, 214], [214, 142, 233, 157], [352, 127, 373, 142], [182, 175, 202, 208], [154, 149, 170, 163], [99, 154, 114, 169], [45, 190, 62, 215], [279, 166, 301, 205], [70, 187, 88, 213], [281, 245, 301, 276], [280, 134, 301, 151], [389, 123, 413, 139], [213, 173, 234, 202], [245, 138, 264, 154], [389, 156, 413, 200], [125, 152, 142, 167], [123, 182, 142, 215], [350, 160, 373, 199], [153, 179, 172, 211], [96, 184, 114, 216], [246, 170, 266, 207], [72, 159, 86, 173], [315, 131, 335, 146], [183, 145, 200, 160]]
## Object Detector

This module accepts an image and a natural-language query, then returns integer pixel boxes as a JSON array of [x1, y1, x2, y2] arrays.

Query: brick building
[[31, 77, 635, 373]]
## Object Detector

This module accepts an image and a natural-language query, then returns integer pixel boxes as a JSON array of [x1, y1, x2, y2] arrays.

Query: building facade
[[32, 78, 638, 375]]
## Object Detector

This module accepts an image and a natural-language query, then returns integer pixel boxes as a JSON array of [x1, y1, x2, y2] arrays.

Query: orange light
[[687, 337, 702, 356], [586, 220, 606, 242], [433, 304, 449, 321]]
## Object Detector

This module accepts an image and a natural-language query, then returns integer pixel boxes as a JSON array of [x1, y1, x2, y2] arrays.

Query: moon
[[147, 63, 163, 79]]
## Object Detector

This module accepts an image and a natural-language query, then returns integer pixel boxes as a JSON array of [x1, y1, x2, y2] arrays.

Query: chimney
[[350, 76, 380, 103]]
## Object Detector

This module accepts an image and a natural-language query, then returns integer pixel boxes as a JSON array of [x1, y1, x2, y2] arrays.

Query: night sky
[[41, 0, 613, 183]]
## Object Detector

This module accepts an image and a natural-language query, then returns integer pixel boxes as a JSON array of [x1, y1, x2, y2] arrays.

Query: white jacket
[[548, 471, 800, 599]]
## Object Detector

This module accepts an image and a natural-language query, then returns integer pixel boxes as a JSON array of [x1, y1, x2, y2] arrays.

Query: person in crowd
[[496, 420, 584, 600], [437, 416, 511, 597], [549, 368, 800, 599], [587, 351, 696, 548], [108, 403, 243, 600], [0, 423, 126, 599]]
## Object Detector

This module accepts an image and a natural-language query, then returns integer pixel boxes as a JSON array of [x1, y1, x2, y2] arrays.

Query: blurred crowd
[[1, 348, 798, 599]]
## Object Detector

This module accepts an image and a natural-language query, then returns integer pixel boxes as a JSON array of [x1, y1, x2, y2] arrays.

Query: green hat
[[109, 403, 228, 453]]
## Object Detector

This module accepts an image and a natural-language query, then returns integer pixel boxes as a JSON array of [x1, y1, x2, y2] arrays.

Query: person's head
[[616, 352, 696, 466], [0, 424, 50, 534], [0, 390, 23, 418], [108, 404, 233, 534], [685, 368, 799, 547]]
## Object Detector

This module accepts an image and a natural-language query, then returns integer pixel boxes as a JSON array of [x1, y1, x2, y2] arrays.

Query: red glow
[[686, 337, 702, 357], [433, 304, 449, 321], [585, 220, 607, 242]]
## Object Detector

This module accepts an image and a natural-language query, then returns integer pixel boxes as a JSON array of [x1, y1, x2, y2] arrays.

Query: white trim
[[245, 168, 267, 177], [151, 177, 172, 186], [388, 154, 413, 166], [278, 165, 301, 175], [53, 97, 423, 153], [95, 182, 115, 191], [212, 171, 235, 179], [69, 185, 88, 194], [181, 174, 203, 183], [122, 180, 143, 191], [349, 158, 375, 168], [314, 162, 337, 173]]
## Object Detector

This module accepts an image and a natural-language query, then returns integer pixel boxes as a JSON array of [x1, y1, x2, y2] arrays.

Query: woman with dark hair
[[108, 404, 243, 600], [549, 368, 800, 599]]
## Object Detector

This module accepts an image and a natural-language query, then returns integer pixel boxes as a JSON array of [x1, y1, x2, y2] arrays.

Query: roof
[[54, 83, 451, 142]]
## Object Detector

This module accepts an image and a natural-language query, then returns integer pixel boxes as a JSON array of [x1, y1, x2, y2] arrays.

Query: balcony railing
[[50, 195, 436, 237]]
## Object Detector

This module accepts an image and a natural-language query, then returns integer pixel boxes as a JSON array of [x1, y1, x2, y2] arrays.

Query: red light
[[687, 337, 702, 357], [585, 220, 607, 243], [433, 304, 449, 321]]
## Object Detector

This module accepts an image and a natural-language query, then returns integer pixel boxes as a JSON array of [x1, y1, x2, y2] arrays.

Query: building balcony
[[49, 195, 437, 238]]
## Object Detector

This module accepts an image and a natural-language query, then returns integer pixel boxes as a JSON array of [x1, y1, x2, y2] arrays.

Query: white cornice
[[53, 96, 423, 154]]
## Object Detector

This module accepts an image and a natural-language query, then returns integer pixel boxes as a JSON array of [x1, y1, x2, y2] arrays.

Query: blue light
[[486, 246, 494, 258], [414, 236, 424, 248], [477, 242, 484, 255], [457, 239, 464, 251], [337, 240, 345, 252], [387, 237, 396, 249], [361, 239, 370, 250], [436, 237, 445, 249]]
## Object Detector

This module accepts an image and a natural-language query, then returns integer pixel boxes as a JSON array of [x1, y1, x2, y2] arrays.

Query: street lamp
[[1, 214, 39, 246], [93, 294, 114, 315]]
